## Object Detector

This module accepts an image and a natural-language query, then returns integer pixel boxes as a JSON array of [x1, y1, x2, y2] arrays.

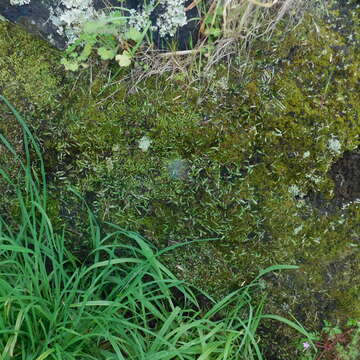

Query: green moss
[[0, 22, 65, 113]]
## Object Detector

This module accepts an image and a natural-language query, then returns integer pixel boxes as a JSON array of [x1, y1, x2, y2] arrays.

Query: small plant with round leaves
[[61, 10, 149, 71]]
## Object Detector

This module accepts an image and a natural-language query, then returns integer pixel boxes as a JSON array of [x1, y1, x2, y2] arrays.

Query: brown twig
[[185, 0, 202, 11], [158, 49, 201, 57]]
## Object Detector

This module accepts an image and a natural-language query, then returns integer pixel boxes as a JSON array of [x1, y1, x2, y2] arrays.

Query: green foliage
[[60, 11, 149, 71], [302, 319, 360, 360], [322, 320, 343, 338], [330, 320, 360, 360], [202, 3, 223, 39], [0, 97, 315, 359]]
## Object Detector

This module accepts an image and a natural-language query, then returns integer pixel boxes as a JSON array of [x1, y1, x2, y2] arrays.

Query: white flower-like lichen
[[10, 0, 98, 44], [49, 0, 98, 43], [156, 0, 187, 37], [138, 136, 152, 152], [128, 1, 155, 32], [328, 136, 341, 154], [293, 224, 303, 235], [10, 0, 31, 5], [303, 151, 310, 158], [127, 0, 188, 38]]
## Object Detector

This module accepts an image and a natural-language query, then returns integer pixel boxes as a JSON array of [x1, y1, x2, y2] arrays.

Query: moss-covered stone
[[0, 1, 360, 358], [0, 22, 65, 113]]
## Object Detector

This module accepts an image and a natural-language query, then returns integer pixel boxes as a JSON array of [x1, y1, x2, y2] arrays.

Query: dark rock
[[0, 0, 199, 50], [0, 0, 67, 49], [306, 146, 360, 213], [329, 147, 360, 206]]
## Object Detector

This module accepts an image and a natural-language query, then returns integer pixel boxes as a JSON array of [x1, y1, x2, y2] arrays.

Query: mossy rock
[[0, 22, 65, 113], [0, 1, 360, 358]]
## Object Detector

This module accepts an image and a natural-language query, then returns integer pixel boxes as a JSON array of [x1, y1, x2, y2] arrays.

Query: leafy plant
[[315, 320, 360, 360], [298, 319, 360, 360], [61, 10, 149, 71]]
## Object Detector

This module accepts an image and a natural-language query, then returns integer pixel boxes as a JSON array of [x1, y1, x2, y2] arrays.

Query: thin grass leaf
[[261, 314, 316, 339], [255, 265, 299, 281], [0, 245, 34, 254], [35, 349, 55, 360]]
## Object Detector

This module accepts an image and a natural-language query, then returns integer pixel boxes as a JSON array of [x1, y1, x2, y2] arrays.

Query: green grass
[[0, 95, 315, 359]]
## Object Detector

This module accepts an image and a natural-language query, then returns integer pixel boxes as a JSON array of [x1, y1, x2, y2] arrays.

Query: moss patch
[[0, 22, 65, 113]]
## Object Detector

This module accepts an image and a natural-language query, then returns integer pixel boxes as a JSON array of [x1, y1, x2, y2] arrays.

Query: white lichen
[[10, 0, 31, 5], [127, 0, 188, 38], [328, 136, 341, 154], [138, 136, 152, 152], [288, 184, 301, 197], [156, 0, 187, 37], [303, 151, 310, 158], [128, 1, 155, 33], [48, 0, 98, 44], [293, 224, 303, 235]]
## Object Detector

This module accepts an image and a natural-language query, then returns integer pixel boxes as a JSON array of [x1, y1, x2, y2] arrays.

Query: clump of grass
[[0, 95, 315, 359]]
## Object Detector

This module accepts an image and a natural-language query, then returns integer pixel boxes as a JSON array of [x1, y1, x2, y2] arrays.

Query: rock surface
[[0, 0, 199, 50], [0, 0, 68, 49]]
